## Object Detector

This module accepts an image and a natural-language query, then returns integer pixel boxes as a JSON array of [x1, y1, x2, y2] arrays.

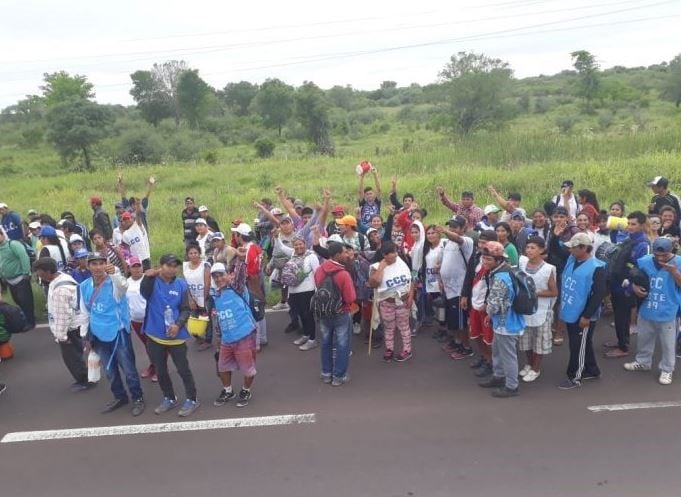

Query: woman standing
[[183, 243, 212, 350], [577, 189, 600, 230], [494, 222, 519, 266], [421, 225, 445, 328]]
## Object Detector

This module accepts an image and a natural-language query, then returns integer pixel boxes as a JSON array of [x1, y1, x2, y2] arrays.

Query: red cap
[[332, 205, 345, 214], [120, 211, 133, 221], [89, 196, 102, 206]]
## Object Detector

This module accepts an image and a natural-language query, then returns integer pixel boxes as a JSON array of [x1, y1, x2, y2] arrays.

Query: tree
[[661, 54, 681, 108], [176, 69, 213, 129], [438, 51, 514, 134], [129, 70, 175, 125], [40, 71, 94, 106], [222, 81, 258, 116], [571, 50, 600, 113], [295, 81, 334, 155], [250, 78, 294, 136], [142, 60, 188, 125], [46, 98, 113, 171]]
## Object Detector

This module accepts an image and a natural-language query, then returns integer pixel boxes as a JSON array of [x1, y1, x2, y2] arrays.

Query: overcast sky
[[1, 0, 679, 108]]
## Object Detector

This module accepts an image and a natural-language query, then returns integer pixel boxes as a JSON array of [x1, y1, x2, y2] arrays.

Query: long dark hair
[[421, 224, 440, 279], [42, 235, 68, 266], [578, 189, 600, 212]]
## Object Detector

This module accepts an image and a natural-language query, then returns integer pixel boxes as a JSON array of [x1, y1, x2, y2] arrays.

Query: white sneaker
[[293, 336, 309, 346], [623, 361, 651, 371], [523, 369, 541, 382], [629, 325, 639, 335], [659, 371, 673, 385], [519, 364, 532, 377], [271, 302, 289, 311], [299, 339, 318, 351], [352, 323, 362, 335]]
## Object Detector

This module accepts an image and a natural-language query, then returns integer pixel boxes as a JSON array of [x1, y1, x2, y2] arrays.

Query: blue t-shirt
[[359, 199, 381, 227], [2, 211, 23, 241]]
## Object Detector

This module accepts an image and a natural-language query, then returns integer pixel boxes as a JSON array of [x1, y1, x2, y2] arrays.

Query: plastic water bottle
[[164, 305, 174, 336]]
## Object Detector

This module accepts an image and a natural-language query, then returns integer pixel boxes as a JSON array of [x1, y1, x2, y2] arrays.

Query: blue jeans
[[319, 313, 352, 380], [93, 329, 143, 402]]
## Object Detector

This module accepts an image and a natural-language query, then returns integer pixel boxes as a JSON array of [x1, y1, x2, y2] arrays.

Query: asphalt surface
[[1, 312, 680, 497]]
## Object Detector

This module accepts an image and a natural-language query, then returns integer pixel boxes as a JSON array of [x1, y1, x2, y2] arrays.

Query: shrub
[[254, 137, 275, 158]]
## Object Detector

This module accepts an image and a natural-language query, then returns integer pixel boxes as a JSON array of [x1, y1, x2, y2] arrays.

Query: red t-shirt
[[245, 242, 263, 277]]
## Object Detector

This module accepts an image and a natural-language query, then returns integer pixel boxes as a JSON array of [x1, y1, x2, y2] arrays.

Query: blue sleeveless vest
[[143, 277, 190, 341], [637, 255, 681, 322], [559, 256, 605, 323], [214, 287, 256, 344], [80, 277, 130, 342]]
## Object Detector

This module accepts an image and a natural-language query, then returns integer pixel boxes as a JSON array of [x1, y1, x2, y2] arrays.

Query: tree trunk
[[82, 146, 92, 171]]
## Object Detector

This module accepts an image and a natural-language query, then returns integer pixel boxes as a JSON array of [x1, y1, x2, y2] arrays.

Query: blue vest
[[213, 287, 256, 344], [490, 271, 525, 334], [637, 255, 681, 322], [560, 256, 605, 323], [80, 277, 130, 342], [143, 277, 190, 341]]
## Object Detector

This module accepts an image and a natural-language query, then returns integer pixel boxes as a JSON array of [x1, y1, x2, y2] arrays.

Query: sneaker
[[299, 339, 318, 351], [676, 345, 681, 358], [450, 347, 474, 360], [604, 348, 629, 358], [271, 302, 289, 311], [491, 386, 519, 398], [178, 399, 200, 417], [659, 371, 673, 385], [469, 356, 485, 369], [101, 397, 129, 414], [0, 383, 5, 397], [602, 341, 620, 349], [371, 336, 382, 349], [236, 389, 252, 408], [214, 389, 235, 406], [394, 350, 413, 362], [293, 335, 309, 346], [331, 375, 349, 387], [284, 322, 300, 333], [557, 378, 581, 390], [519, 364, 532, 377], [629, 325, 639, 335], [131, 399, 145, 417], [623, 361, 651, 372], [442, 341, 461, 354], [70, 381, 95, 392], [522, 369, 541, 383], [352, 323, 362, 335], [151, 374, 159, 383], [581, 373, 601, 381], [383, 350, 394, 362], [154, 396, 178, 414], [320, 374, 332, 384], [140, 365, 155, 378], [474, 362, 493, 378], [478, 376, 505, 388]]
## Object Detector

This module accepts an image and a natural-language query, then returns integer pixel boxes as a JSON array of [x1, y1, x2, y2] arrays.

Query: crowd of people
[[1, 167, 681, 412]]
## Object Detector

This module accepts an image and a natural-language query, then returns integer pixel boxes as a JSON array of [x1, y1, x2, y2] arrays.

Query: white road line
[[1, 413, 316, 443], [588, 401, 681, 413]]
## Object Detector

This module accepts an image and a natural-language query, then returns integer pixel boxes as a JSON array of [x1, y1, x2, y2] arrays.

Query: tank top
[[519, 256, 555, 327], [183, 261, 207, 308]]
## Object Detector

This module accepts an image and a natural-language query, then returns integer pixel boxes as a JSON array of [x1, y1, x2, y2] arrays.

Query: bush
[[203, 149, 219, 164], [108, 125, 165, 164], [254, 137, 275, 158], [554, 115, 578, 134], [168, 129, 221, 162], [348, 108, 385, 125]]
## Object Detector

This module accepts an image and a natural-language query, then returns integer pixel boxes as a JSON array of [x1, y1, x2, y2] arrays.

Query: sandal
[[553, 336, 564, 346]]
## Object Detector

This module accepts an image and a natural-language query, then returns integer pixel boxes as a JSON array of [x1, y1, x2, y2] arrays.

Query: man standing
[[182, 197, 201, 246], [141, 254, 199, 417], [358, 168, 382, 228], [119, 208, 151, 271], [0, 203, 23, 241], [314, 241, 357, 386], [624, 238, 681, 385], [80, 254, 145, 415], [0, 227, 34, 330], [33, 257, 93, 391], [436, 188, 484, 232], [89, 196, 113, 241], [647, 176, 681, 220], [117, 174, 155, 231], [557, 233, 608, 390]]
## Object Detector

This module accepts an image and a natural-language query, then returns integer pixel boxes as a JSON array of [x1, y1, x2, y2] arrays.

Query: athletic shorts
[[445, 296, 468, 332], [218, 331, 257, 376], [519, 317, 553, 355], [468, 308, 493, 345]]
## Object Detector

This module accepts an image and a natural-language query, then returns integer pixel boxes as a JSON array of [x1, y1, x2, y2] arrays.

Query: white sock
[[223, 386, 232, 394]]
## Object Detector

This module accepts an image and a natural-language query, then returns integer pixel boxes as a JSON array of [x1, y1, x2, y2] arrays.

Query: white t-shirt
[[424, 240, 445, 293], [289, 252, 320, 294], [519, 256, 556, 327], [122, 223, 150, 261], [126, 276, 146, 322], [196, 232, 211, 259], [370, 257, 412, 301], [470, 262, 489, 311], [555, 193, 579, 219], [183, 261, 209, 308], [439, 237, 474, 299]]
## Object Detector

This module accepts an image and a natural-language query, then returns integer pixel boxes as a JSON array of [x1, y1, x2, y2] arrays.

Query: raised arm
[[275, 185, 298, 219], [253, 201, 280, 227], [372, 169, 382, 199], [358, 173, 366, 202], [487, 186, 511, 212], [436, 186, 460, 213]]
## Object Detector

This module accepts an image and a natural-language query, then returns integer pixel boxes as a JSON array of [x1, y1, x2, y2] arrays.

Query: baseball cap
[[564, 232, 593, 248], [27, 209, 38, 216], [0, 203, 8, 209], [69, 234, 84, 243], [332, 205, 345, 214], [28, 221, 41, 230], [114, 201, 125, 209], [653, 237, 673, 253], [211, 232, 225, 241], [561, 180, 574, 188], [39, 226, 57, 237], [88, 252, 107, 263], [366, 227, 378, 236], [74, 248, 89, 259], [159, 254, 181, 266], [279, 215, 292, 224], [483, 204, 502, 216], [327, 234, 353, 248], [271, 207, 284, 216], [210, 262, 227, 274], [646, 176, 669, 188], [448, 215, 466, 228], [195, 218, 207, 225], [56, 219, 65, 227], [337, 215, 358, 227], [89, 196, 102, 205], [120, 211, 132, 221], [128, 255, 142, 266], [293, 199, 305, 209], [231, 223, 253, 236], [198, 205, 208, 212], [482, 241, 506, 258], [510, 209, 525, 220]]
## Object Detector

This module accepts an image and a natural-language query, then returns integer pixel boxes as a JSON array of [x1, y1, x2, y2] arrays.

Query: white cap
[[231, 223, 252, 236], [195, 218, 207, 225], [28, 221, 41, 229], [0, 203, 7, 209], [198, 205, 208, 212], [270, 207, 283, 216], [69, 234, 84, 243], [484, 204, 502, 215], [210, 262, 227, 274]]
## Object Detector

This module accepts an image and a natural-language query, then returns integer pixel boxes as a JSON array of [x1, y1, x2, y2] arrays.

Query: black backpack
[[311, 272, 344, 320], [495, 266, 538, 315], [12, 240, 36, 267], [0, 302, 29, 334], [595, 239, 634, 283]]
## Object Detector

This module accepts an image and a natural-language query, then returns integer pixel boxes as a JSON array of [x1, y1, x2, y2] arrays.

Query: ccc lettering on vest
[[386, 275, 410, 288]]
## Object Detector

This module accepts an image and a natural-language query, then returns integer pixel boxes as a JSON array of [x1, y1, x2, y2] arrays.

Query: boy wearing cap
[[358, 168, 382, 228], [623, 238, 681, 385], [0, 203, 23, 241], [557, 233, 608, 390], [89, 196, 113, 242], [478, 241, 525, 397], [120, 203, 151, 270], [647, 176, 681, 220], [141, 254, 199, 417], [69, 248, 91, 284], [80, 254, 145, 415], [476, 205, 501, 232]]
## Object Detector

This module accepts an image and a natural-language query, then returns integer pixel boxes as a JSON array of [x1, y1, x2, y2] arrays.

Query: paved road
[[1, 313, 680, 497]]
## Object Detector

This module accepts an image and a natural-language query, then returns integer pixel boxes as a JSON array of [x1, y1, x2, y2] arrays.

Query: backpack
[[234, 287, 265, 322], [0, 302, 29, 334], [495, 266, 538, 315], [12, 240, 36, 267], [311, 272, 344, 320], [595, 239, 634, 282], [280, 254, 310, 288]]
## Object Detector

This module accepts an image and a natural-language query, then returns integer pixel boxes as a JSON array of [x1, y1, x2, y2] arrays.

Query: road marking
[[1, 413, 316, 443], [588, 401, 681, 413]]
